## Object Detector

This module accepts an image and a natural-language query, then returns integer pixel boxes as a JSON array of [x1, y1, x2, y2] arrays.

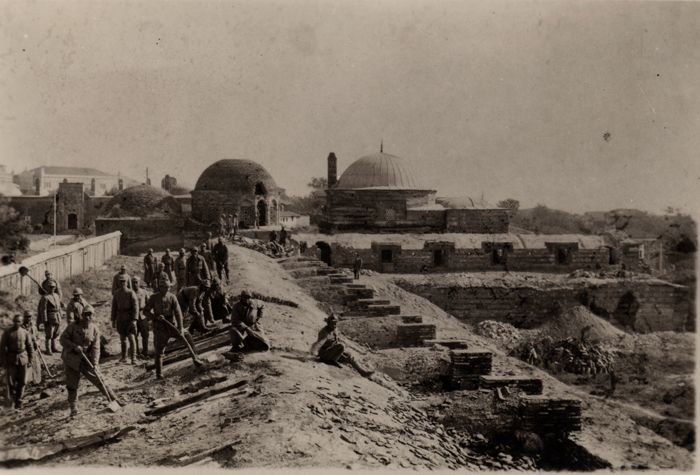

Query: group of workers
[[1, 232, 372, 416]]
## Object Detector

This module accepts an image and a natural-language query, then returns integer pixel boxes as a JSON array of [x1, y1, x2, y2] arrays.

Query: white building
[[279, 210, 310, 228], [0, 165, 21, 196], [14, 166, 138, 197]]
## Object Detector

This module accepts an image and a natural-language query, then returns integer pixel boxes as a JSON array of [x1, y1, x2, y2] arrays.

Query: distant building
[[321, 151, 510, 234], [161, 174, 178, 193], [0, 165, 21, 196], [14, 166, 136, 197], [191, 159, 284, 228], [279, 210, 310, 228]]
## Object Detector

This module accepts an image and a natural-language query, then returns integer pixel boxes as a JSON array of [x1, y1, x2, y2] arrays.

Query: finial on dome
[[380, 139, 383, 153]]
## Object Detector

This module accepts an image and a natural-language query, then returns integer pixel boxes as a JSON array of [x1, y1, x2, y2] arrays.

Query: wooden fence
[[0, 232, 121, 296]]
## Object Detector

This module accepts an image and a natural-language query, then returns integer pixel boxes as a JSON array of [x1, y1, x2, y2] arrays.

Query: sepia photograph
[[0, 0, 698, 472]]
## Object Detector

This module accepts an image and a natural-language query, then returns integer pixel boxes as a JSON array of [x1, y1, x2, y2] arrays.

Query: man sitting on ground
[[225, 290, 269, 360], [310, 314, 374, 377]]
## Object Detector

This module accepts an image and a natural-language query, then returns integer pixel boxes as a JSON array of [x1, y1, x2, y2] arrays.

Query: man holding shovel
[[60, 305, 118, 417], [143, 279, 186, 379]]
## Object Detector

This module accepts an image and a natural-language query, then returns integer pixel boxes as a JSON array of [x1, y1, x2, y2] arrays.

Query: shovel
[[18, 266, 43, 292], [159, 318, 204, 368], [78, 350, 122, 412], [35, 347, 54, 378]]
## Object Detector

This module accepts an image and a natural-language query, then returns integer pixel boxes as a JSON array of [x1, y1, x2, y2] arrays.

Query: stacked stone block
[[518, 397, 582, 434], [479, 376, 544, 395], [395, 323, 437, 347]]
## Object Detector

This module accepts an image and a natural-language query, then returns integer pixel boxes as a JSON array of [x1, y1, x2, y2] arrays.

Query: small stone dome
[[335, 152, 424, 190], [195, 159, 278, 194], [103, 184, 180, 218]]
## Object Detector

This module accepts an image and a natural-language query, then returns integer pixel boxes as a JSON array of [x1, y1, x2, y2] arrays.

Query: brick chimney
[[327, 152, 337, 188]]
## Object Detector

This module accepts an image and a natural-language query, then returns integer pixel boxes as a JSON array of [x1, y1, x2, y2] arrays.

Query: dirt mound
[[539, 305, 626, 343], [475, 321, 522, 349]]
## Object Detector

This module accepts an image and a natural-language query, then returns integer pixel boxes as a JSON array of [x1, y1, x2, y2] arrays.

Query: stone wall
[[394, 279, 693, 333], [445, 209, 510, 233], [191, 189, 280, 226], [96, 217, 184, 255], [315, 241, 612, 274]]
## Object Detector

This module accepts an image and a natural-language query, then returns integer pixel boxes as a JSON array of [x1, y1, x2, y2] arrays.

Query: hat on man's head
[[325, 314, 339, 324], [179, 248, 186, 254], [82, 305, 95, 316], [118, 274, 128, 282], [13, 314, 22, 323], [45, 270, 51, 276], [120, 265, 127, 271], [47, 280, 57, 288], [200, 279, 211, 288], [240, 290, 251, 299], [73, 288, 83, 296]]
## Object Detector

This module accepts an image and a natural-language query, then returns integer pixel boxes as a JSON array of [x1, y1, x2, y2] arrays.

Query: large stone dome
[[103, 184, 180, 218], [335, 152, 424, 190], [195, 159, 278, 194]]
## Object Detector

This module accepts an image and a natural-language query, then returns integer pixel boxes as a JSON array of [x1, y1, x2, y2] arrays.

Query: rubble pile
[[236, 237, 296, 258], [306, 389, 537, 470], [511, 337, 617, 376], [475, 321, 522, 349]]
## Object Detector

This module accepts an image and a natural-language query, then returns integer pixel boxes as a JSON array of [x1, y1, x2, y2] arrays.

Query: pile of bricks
[[396, 323, 437, 347], [479, 376, 544, 395], [518, 396, 582, 434]]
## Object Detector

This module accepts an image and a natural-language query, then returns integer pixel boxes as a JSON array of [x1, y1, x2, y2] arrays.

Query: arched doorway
[[257, 200, 268, 226], [316, 241, 332, 265]]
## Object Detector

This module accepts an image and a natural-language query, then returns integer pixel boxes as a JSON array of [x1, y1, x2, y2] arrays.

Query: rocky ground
[[0, 244, 695, 470]]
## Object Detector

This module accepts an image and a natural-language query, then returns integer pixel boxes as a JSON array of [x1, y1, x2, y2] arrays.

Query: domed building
[[321, 150, 510, 234], [102, 184, 181, 218], [191, 159, 283, 227]]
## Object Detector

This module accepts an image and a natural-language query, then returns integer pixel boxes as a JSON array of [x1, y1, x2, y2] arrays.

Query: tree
[[288, 177, 328, 217], [497, 198, 520, 211], [0, 195, 31, 252], [307, 177, 328, 190]]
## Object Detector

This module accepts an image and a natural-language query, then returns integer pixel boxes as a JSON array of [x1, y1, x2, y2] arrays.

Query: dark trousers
[[136, 318, 149, 356], [216, 261, 229, 281], [65, 363, 116, 405], [6, 363, 27, 405]]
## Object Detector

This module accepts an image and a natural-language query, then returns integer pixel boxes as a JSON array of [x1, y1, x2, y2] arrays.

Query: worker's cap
[[179, 248, 186, 254], [148, 248, 154, 253], [158, 278, 171, 289], [13, 314, 22, 323], [131, 276, 140, 282], [240, 290, 251, 299], [120, 265, 127, 271], [165, 248, 170, 253], [23, 310, 33, 318], [117, 274, 129, 282], [190, 247, 198, 253], [73, 288, 83, 296], [82, 305, 95, 316], [47, 280, 57, 288], [45, 270, 52, 276]]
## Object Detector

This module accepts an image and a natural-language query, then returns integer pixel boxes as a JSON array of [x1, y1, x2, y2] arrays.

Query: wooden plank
[[0, 426, 135, 465], [144, 380, 249, 417]]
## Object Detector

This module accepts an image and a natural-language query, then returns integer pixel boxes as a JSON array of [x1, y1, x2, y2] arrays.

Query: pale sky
[[1, 0, 699, 213]]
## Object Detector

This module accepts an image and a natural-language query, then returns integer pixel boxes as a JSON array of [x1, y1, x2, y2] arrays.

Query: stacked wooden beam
[[343, 304, 402, 317]]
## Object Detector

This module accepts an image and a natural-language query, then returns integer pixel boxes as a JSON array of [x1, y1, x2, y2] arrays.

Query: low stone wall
[[395, 279, 692, 333]]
